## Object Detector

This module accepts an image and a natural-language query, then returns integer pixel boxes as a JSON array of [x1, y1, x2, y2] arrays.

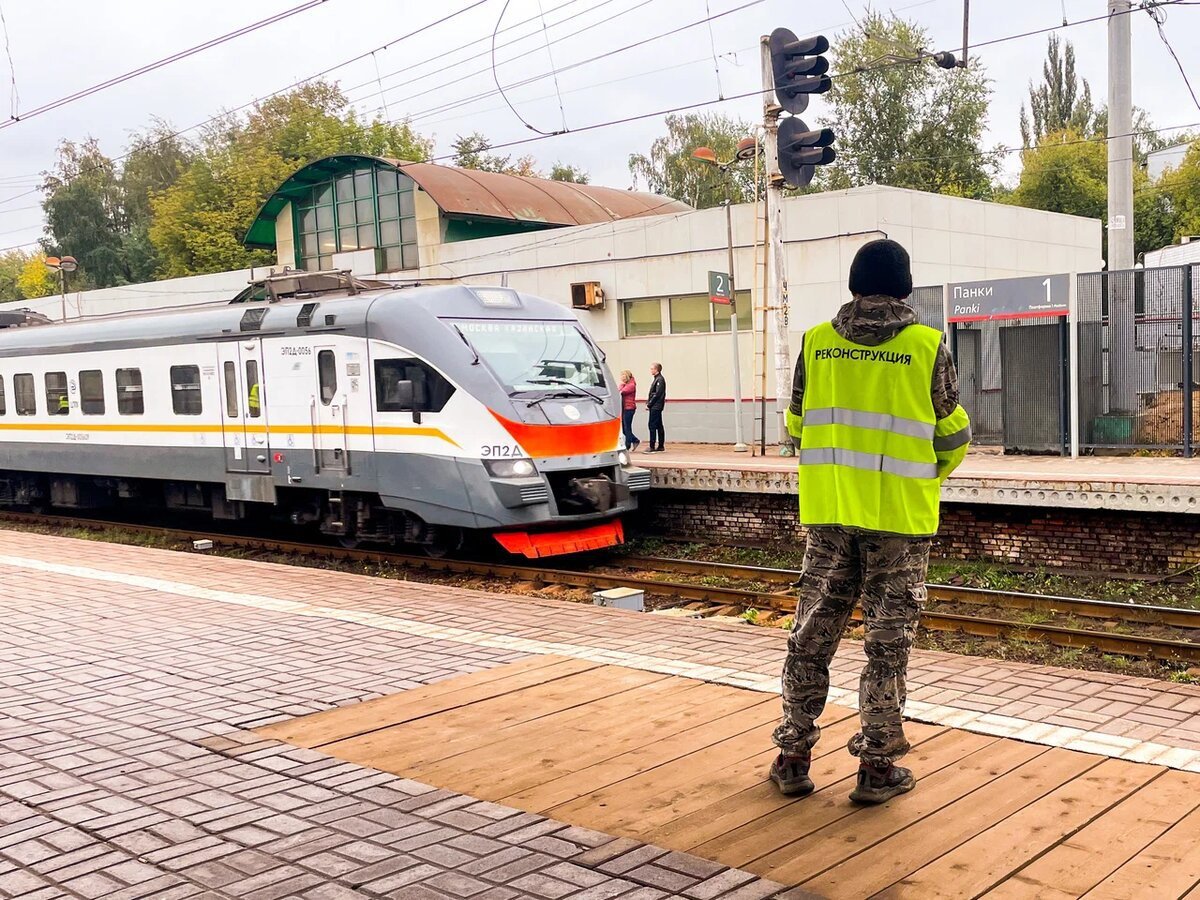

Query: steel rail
[[4, 511, 1200, 663]]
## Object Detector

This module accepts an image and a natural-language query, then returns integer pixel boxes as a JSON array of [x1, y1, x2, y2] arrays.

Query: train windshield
[[451, 319, 606, 394]]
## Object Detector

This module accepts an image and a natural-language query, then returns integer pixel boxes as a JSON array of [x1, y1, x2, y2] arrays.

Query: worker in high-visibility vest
[[248, 381, 260, 416], [770, 239, 971, 805], [57, 393, 68, 414]]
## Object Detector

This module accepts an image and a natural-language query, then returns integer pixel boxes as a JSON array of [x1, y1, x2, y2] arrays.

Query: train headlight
[[617, 450, 630, 466], [484, 458, 537, 478]]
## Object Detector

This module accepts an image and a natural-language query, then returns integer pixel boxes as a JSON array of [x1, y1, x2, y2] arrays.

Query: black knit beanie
[[848, 239, 913, 300]]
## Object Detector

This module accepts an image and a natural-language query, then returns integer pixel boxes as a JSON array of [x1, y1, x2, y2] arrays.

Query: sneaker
[[630, 442, 641, 452], [768, 753, 814, 796], [848, 763, 915, 804]]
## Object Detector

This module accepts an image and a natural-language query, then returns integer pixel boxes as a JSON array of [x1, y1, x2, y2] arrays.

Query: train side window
[[170, 365, 202, 415], [246, 360, 261, 418], [45, 372, 69, 416], [79, 370, 105, 415], [116, 368, 144, 415], [222, 361, 238, 418], [317, 350, 337, 405], [374, 359, 455, 413], [0, 375, 5, 415], [14, 374, 35, 415]]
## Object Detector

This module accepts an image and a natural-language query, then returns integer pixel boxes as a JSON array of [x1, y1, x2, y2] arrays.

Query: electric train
[[0, 273, 649, 557]]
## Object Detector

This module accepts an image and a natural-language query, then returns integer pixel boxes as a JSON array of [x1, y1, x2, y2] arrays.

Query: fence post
[[1184, 264, 1194, 459], [1068, 272, 1080, 459]]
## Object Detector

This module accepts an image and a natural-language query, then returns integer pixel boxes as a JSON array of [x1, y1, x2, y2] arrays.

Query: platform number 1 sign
[[708, 270, 733, 306]]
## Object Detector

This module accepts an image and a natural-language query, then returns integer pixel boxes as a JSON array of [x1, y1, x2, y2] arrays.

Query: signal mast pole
[[761, 36, 794, 456]]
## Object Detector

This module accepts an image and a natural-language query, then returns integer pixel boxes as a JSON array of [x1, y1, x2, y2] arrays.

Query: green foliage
[[451, 132, 540, 177], [818, 11, 999, 199], [1159, 140, 1200, 241], [549, 162, 589, 184], [1020, 37, 1097, 147], [17, 253, 58, 298], [149, 82, 432, 278], [628, 112, 759, 208], [0, 249, 34, 300]]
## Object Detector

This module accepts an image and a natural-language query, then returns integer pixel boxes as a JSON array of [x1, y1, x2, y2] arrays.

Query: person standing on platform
[[769, 239, 971, 805], [645, 363, 667, 453], [619, 370, 640, 451]]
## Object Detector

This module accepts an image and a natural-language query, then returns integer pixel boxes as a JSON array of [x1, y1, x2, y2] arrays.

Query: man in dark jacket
[[769, 239, 971, 805], [645, 363, 667, 452]]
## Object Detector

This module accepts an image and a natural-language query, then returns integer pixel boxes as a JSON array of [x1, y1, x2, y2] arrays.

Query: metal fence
[[1077, 265, 1197, 453]]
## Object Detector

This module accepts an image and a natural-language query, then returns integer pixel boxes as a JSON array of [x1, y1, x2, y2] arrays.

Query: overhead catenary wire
[[0, 0, 17, 120], [1142, 1, 1200, 113], [0, 0, 333, 130]]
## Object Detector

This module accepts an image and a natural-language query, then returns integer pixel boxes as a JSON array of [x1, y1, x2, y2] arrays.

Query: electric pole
[[761, 36, 794, 455], [1108, 0, 1137, 412]]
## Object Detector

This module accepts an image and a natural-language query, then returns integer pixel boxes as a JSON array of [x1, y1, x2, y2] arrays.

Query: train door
[[312, 346, 348, 472], [217, 340, 271, 475]]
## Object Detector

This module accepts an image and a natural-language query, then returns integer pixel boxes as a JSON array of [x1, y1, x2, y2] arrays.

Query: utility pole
[[724, 200, 749, 452], [761, 35, 794, 455], [1108, 0, 1137, 412]]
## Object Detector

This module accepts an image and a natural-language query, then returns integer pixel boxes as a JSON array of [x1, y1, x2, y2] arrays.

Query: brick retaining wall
[[638, 489, 1200, 574]]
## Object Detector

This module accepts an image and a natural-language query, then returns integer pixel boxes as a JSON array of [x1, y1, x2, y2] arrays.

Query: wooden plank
[[1081, 792, 1200, 900], [693, 725, 989, 871], [412, 676, 716, 795], [799, 747, 1102, 898], [548, 710, 872, 839], [872, 756, 1161, 899], [985, 768, 1199, 900], [645, 720, 945, 854], [505, 694, 787, 813], [324, 665, 667, 770], [753, 731, 1041, 885], [256, 654, 588, 747]]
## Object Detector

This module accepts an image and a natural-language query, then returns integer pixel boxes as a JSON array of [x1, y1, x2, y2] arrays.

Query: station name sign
[[946, 273, 1070, 323]]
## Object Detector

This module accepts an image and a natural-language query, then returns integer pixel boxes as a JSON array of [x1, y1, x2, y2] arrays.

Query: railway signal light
[[769, 28, 831, 115], [777, 117, 836, 189]]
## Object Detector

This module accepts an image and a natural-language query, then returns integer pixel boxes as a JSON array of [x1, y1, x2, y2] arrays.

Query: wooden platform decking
[[259, 656, 1200, 898]]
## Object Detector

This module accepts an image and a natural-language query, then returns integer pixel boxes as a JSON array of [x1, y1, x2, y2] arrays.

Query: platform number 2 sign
[[708, 271, 733, 306]]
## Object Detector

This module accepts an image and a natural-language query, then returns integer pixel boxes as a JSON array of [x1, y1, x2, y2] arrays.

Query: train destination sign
[[946, 273, 1070, 323]]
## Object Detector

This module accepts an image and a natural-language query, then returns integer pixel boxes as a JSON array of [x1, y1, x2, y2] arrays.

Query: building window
[[79, 370, 105, 415], [668, 296, 712, 334], [318, 350, 337, 405], [14, 374, 35, 415], [622, 299, 663, 337], [46, 371, 68, 415], [295, 163, 419, 273], [713, 290, 753, 333], [170, 365, 202, 415], [116, 368, 144, 415]]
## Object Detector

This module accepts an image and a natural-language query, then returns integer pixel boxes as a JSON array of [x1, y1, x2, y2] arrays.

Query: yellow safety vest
[[787, 321, 971, 536]]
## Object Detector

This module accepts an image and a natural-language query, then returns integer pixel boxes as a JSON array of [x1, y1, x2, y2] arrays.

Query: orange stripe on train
[[489, 410, 620, 458]]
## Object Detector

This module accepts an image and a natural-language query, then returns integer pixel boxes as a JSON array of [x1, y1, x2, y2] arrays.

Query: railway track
[[4, 510, 1200, 664]]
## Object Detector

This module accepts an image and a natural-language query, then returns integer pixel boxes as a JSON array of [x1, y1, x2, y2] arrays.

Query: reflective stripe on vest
[[799, 320, 944, 536]]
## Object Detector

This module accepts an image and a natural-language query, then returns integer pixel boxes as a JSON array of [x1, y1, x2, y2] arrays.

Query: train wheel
[[337, 536, 362, 550], [423, 527, 463, 559]]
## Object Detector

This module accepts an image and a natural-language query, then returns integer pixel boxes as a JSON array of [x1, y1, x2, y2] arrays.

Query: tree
[[1020, 37, 1097, 147], [1159, 140, 1200, 240], [0, 250, 32, 300], [41, 139, 127, 289], [818, 11, 999, 198], [451, 132, 541, 177], [150, 82, 432, 278], [628, 113, 758, 208], [1003, 128, 1171, 257], [549, 163, 589, 184], [16, 253, 57, 299]]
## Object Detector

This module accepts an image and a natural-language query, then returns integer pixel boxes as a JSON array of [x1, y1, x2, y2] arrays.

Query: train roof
[[0, 284, 578, 358]]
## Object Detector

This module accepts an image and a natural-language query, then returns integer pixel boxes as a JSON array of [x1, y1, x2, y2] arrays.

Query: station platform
[[4, 531, 1200, 898], [638, 444, 1200, 514]]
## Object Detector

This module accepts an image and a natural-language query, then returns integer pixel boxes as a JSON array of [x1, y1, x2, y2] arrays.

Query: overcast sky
[[1, 0, 1198, 254]]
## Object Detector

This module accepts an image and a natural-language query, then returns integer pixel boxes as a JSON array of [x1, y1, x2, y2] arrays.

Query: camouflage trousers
[[772, 526, 930, 767]]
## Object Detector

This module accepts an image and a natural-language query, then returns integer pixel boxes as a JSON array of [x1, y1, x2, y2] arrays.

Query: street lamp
[[692, 138, 759, 453], [44, 255, 78, 322]]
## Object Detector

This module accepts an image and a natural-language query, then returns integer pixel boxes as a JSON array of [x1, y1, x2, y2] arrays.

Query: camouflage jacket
[[789, 294, 960, 420]]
